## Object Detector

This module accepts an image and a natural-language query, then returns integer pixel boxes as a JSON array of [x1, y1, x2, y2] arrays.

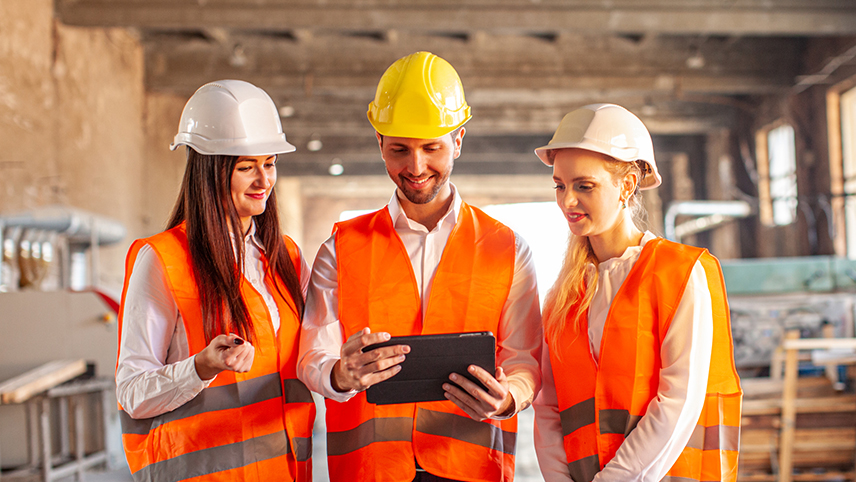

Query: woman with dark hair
[[532, 104, 742, 481], [116, 80, 315, 482]]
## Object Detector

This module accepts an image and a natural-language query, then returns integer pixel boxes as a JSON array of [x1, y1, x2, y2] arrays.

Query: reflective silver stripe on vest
[[292, 436, 313, 462], [131, 430, 289, 482], [416, 408, 516, 456], [567, 454, 600, 482], [598, 409, 641, 437], [326, 417, 413, 456], [686, 424, 741, 452], [120, 372, 282, 435], [560, 398, 595, 437], [284, 378, 314, 404], [660, 477, 699, 482]]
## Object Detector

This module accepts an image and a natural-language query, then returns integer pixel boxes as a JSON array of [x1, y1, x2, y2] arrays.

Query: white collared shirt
[[116, 222, 310, 419], [533, 232, 713, 481], [297, 184, 543, 415]]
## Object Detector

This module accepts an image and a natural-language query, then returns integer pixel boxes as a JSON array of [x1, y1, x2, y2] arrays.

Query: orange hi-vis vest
[[547, 238, 742, 482], [117, 223, 315, 482], [327, 203, 518, 482]]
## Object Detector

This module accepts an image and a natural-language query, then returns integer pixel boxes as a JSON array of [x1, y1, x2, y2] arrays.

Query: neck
[[397, 184, 453, 231], [588, 213, 644, 263], [232, 217, 252, 237]]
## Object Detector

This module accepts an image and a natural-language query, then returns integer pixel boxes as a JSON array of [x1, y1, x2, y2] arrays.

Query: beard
[[390, 165, 452, 205]]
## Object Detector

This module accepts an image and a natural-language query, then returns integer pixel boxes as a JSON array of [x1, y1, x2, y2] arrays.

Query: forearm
[[116, 356, 210, 419]]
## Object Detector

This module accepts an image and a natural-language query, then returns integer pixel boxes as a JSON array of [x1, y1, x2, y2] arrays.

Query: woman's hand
[[194, 334, 255, 380], [443, 366, 515, 421]]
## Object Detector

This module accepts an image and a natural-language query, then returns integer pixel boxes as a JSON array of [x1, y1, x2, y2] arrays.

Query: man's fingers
[[444, 388, 485, 421], [467, 365, 505, 396]]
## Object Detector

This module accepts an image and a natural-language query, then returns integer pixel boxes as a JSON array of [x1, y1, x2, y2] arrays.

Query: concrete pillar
[[671, 152, 697, 245], [706, 129, 741, 259], [276, 177, 304, 248]]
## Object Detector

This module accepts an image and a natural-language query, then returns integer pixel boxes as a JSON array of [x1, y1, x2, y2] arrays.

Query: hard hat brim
[[535, 143, 662, 190], [170, 133, 297, 156], [369, 115, 472, 140]]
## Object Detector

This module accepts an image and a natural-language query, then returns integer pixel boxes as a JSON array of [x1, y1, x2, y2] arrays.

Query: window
[[841, 86, 856, 257], [756, 122, 798, 226]]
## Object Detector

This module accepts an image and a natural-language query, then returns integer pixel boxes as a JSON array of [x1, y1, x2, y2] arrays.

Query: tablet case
[[363, 332, 496, 405]]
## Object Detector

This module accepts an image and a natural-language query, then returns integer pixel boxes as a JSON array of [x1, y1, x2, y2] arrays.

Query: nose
[[404, 150, 428, 175], [254, 167, 272, 189], [557, 189, 576, 210]]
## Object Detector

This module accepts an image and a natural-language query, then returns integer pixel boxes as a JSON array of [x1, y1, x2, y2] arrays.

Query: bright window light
[[767, 124, 798, 226], [482, 202, 569, 305], [841, 86, 856, 258], [339, 209, 373, 221]]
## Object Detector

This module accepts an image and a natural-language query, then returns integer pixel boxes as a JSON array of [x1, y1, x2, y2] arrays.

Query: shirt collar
[[387, 183, 462, 231], [230, 220, 266, 253]]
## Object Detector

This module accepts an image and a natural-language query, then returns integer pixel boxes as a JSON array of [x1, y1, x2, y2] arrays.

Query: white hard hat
[[170, 80, 296, 156], [535, 103, 661, 189]]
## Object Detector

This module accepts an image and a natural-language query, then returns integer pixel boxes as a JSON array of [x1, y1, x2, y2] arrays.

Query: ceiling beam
[[58, 1, 856, 35]]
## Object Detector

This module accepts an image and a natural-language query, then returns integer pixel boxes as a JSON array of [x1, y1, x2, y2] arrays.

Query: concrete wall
[[1, 0, 146, 289]]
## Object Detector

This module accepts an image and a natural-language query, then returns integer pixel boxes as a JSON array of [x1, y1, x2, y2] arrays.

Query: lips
[[566, 212, 586, 223], [246, 193, 266, 200], [404, 176, 432, 189]]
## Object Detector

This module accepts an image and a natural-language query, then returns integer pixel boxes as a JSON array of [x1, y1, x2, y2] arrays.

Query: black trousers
[[412, 472, 462, 482]]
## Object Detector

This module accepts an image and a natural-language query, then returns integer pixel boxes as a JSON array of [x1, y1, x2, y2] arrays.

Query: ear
[[375, 131, 384, 152], [453, 127, 465, 159], [622, 170, 639, 199]]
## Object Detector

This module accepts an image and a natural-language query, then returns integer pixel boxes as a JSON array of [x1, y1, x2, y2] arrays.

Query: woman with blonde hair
[[533, 103, 741, 481]]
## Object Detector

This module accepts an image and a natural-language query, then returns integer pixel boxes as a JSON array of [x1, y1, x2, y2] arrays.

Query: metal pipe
[[664, 200, 753, 242], [0, 206, 125, 246]]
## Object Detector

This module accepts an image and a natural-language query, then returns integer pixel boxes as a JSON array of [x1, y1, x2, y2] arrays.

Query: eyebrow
[[553, 175, 597, 182]]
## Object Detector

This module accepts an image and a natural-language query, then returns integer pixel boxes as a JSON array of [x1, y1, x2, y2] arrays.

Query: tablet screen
[[363, 331, 496, 405]]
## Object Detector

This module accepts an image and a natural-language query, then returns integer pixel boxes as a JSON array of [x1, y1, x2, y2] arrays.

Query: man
[[297, 51, 541, 482]]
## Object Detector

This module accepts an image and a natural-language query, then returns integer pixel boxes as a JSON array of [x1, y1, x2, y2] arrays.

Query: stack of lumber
[[0, 359, 87, 404], [739, 375, 856, 480]]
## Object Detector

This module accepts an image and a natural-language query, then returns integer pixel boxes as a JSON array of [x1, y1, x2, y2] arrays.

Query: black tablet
[[362, 331, 496, 405]]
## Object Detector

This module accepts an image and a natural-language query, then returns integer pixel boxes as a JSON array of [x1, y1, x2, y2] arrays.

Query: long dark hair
[[167, 148, 304, 344]]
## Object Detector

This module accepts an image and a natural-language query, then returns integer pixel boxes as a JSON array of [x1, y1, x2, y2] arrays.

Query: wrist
[[496, 393, 516, 418], [330, 360, 350, 393], [194, 354, 221, 381]]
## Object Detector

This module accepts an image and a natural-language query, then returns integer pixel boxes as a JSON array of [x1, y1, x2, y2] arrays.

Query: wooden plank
[[783, 337, 856, 350], [741, 427, 856, 452], [742, 395, 856, 416], [780, 329, 801, 482], [742, 376, 837, 399], [56, 1, 856, 35], [0, 360, 87, 405]]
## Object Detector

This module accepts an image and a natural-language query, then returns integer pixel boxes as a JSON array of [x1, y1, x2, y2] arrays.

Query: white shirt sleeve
[[534, 341, 574, 481], [115, 244, 212, 420], [498, 233, 542, 415], [594, 261, 714, 481], [297, 234, 357, 402], [298, 246, 311, 299]]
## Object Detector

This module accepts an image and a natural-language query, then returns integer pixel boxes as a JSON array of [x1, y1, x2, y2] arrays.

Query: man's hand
[[443, 365, 514, 421], [194, 334, 255, 380], [331, 327, 410, 392]]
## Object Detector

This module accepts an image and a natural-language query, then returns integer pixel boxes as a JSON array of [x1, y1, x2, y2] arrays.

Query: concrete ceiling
[[57, 0, 856, 176]]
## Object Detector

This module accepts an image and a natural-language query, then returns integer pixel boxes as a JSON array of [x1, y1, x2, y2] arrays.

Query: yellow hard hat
[[367, 51, 472, 139]]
